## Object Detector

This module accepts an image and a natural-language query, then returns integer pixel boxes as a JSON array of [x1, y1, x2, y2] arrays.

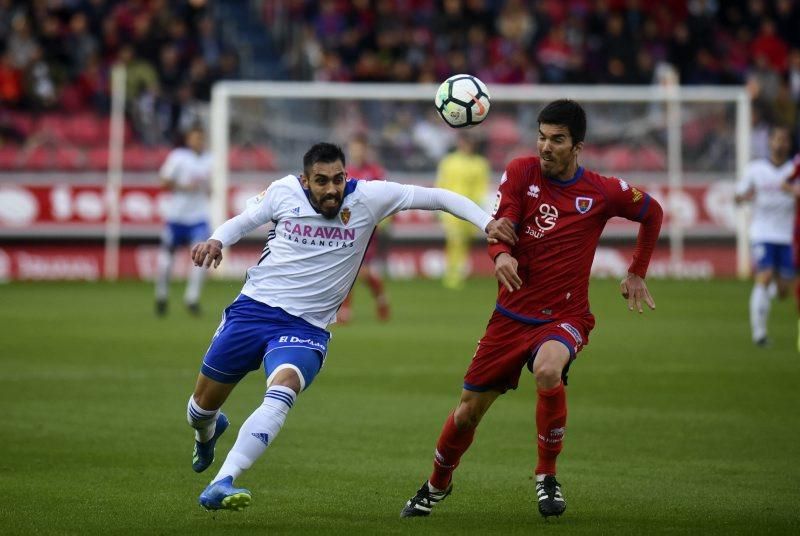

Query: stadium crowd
[[1, 0, 799, 164]]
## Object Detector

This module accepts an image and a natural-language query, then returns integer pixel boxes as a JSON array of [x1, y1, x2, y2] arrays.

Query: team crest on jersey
[[340, 207, 351, 225], [575, 197, 593, 214]]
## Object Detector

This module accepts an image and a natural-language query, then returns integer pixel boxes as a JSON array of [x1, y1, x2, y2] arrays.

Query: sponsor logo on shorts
[[559, 323, 583, 346], [277, 335, 326, 350]]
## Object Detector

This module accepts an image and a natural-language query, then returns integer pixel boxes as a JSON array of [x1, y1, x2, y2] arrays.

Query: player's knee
[[267, 367, 302, 394], [532, 346, 568, 387]]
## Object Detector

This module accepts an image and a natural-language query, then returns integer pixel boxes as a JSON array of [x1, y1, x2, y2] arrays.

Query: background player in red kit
[[400, 100, 663, 520], [785, 153, 800, 350], [339, 133, 391, 322]]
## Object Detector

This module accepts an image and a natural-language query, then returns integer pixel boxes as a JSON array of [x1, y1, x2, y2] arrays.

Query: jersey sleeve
[[159, 150, 180, 180], [487, 161, 525, 260], [360, 180, 416, 221], [209, 181, 281, 246], [605, 177, 663, 278], [736, 163, 757, 195]]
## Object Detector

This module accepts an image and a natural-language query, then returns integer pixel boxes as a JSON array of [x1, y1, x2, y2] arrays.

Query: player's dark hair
[[537, 99, 587, 145], [303, 142, 346, 175]]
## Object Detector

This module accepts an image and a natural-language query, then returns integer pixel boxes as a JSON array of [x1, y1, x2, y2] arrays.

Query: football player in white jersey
[[735, 125, 796, 346], [185, 143, 517, 511], [155, 125, 213, 316]]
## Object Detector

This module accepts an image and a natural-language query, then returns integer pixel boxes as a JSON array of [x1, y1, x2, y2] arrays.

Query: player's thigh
[[200, 299, 271, 384], [776, 244, 795, 284], [464, 312, 535, 392], [528, 318, 593, 385], [752, 242, 778, 283], [263, 346, 324, 393], [263, 325, 330, 392]]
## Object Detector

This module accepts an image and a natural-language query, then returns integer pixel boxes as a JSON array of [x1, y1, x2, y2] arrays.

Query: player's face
[[768, 128, 791, 162], [186, 130, 205, 153], [301, 160, 347, 219], [537, 124, 583, 179]]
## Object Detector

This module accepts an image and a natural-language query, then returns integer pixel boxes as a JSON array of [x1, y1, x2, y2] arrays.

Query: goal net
[[209, 81, 750, 279]]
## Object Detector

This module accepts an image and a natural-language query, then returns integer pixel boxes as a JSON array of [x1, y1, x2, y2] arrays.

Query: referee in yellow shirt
[[435, 134, 490, 289]]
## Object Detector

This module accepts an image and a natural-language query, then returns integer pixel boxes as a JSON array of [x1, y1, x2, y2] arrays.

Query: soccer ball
[[434, 74, 491, 128]]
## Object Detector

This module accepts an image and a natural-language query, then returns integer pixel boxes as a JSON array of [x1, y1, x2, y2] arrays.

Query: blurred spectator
[[0, 49, 22, 106], [0, 0, 798, 161]]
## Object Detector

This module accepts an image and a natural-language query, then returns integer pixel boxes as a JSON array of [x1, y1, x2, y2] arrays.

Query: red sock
[[535, 383, 567, 476], [365, 271, 384, 300], [429, 412, 475, 489]]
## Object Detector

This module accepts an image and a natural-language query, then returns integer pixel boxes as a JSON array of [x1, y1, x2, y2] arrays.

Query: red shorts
[[464, 309, 595, 392]]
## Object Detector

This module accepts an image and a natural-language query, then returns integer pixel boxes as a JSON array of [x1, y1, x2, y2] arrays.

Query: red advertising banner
[[0, 243, 737, 282], [0, 182, 738, 237]]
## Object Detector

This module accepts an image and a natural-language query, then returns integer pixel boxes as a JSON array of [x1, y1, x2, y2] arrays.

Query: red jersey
[[348, 162, 385, 181], [487, 156, 663, 322]]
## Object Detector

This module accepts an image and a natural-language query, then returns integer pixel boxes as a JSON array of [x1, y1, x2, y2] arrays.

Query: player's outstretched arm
[[620, 273, 655, 313], [192, 239, 223, 269], [407, 185, 517, 245]]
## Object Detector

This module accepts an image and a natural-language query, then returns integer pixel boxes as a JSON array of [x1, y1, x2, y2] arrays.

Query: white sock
[[767, 281, 778, 299], [184, 264, 206, 304], [155, 248, 173, 301], [187, 395, 218, 442], [211, 385, 296, 484], [749, 283, 770, 342]]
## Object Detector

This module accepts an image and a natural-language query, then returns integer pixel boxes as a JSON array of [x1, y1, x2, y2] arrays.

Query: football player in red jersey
[[400, 100, 663, 520], [339, 133, 391, 322], [784, 153, 800, 350]]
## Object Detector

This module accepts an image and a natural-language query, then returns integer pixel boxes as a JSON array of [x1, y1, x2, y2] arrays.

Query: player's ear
[[299, 174, 309, 188], [573, 141, 584, 156]]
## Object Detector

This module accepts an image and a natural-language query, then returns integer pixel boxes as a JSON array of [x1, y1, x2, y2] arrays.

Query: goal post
[[209, 81, 751, 278]]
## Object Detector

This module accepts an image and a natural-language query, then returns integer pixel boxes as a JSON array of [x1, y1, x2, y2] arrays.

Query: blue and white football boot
[[192, 413, 229, 473], [198, 476, 252, 511]]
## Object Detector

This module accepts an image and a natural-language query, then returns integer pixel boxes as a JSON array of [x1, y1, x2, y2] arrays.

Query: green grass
[[1, 278, 799, 535]]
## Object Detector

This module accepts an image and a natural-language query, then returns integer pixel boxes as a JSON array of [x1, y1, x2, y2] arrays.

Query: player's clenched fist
[[192, 239, 224, 269]]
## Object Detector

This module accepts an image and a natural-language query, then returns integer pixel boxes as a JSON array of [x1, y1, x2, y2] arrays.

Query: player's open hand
[[620, 273, 655, 313], [486, 217, 517, 246], [192, 239, 224, 269], [495, 252, 522, 292]]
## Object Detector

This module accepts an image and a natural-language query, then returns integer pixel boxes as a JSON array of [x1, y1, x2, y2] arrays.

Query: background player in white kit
[[735, 125, 796, 347], [155, 124, 213, 316], [185, 143, 516, 511]]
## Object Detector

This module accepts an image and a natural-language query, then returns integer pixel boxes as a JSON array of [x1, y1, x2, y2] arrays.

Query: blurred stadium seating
[[0, 0, 798, 172]]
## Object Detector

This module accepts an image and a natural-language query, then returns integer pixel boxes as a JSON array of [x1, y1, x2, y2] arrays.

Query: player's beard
[[312, 192, 343, 219]]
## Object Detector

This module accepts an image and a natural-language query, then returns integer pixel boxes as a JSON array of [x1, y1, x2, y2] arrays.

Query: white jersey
[[737, 158, 796, 244], [210, 175, 492, 329], [159, 148, 212, 224]]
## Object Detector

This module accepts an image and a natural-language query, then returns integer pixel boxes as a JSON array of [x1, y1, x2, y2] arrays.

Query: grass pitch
[[1, 277, 799, 535]]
